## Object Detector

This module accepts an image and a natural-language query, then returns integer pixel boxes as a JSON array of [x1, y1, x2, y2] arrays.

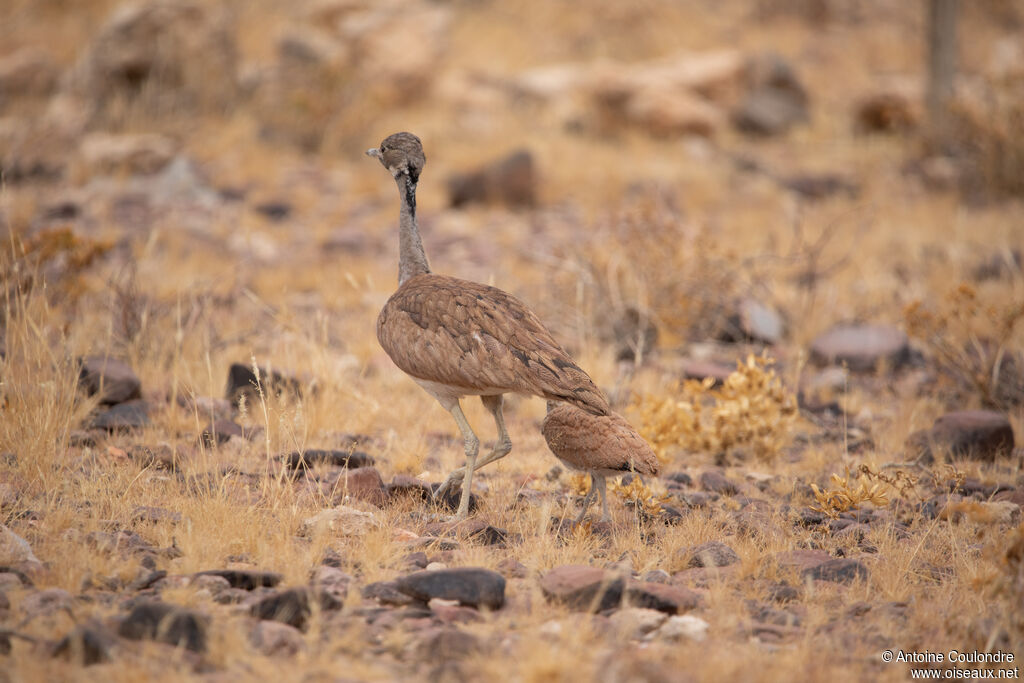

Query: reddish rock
[[774, 549, 832, 572], [447, 149, 536, 208], [908, 411, 1015, 462], [539, 565, 624, 612], [625, 582, 700, 614], [332, 467, 387, 506]]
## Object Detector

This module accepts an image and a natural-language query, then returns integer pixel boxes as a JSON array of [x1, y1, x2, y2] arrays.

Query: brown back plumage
[[542, 402, 659, 476], [377, 273, 611, 415]]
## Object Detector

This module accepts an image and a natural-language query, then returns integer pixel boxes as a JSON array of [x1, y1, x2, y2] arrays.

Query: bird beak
[[366, 148, 380, 159]]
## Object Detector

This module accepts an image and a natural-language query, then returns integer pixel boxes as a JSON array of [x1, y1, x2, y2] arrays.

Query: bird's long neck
[[397, 172, 430, 286]]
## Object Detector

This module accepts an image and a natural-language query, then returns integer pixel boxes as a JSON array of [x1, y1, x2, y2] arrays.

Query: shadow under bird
[[542, 401, 660, 522], [367, 132, 611, 519]]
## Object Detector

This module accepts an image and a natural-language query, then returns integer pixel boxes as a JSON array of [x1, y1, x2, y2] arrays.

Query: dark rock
[[394, 568, 505, 610], [405, 551, 429, 569], [539, 565, 625, 612], [51, 621, 117, 665], [430, 483, 481, 514], [253, 201, 292, 222], [387, 474, 435, 503], [284, 449, 374, 471], [680, 359, 733, 387], [225, 362, 304, 406], [447, 149, 536, 208], [700, 470, 739, 495], [194, 569, 282, 591], [90, 399, 150, 431], [801, 558, 869, 584], [685, 541, 740, 568], [118, 602, 207, 653], [199, 419, 246, 447], [907, 411, 1015, 463], [362, 580, 419, 607], [810, 324, 910, 372], [79, 356, 141, 405], [250, 588, 342, 630]]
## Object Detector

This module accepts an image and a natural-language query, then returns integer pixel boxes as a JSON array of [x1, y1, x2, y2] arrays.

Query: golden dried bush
[[630, 354, 798, 462], [610, 475, 669, 519], [810, 469, 890, 519]]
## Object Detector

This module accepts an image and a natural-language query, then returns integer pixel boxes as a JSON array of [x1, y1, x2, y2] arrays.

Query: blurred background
[[0, 0, 1021, 406]]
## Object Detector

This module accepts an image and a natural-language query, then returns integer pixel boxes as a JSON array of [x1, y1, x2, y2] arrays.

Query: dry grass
[[1, 0, 1023, 681]]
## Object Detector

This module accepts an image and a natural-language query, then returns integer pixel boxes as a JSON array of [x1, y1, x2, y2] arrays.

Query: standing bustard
[[367, 132, 610, 519], [541, 401, 660, 522]]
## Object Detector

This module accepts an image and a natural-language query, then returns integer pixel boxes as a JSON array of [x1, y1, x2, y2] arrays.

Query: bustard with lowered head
[[542, 401, 660, 522], [367, 132, 610, 519]]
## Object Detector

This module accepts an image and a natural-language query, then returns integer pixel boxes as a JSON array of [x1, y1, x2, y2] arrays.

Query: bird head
[[366, 132, 425, 184]]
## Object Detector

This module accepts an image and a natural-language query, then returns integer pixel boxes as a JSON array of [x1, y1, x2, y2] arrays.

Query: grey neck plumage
[[397, 172, 430, 286]]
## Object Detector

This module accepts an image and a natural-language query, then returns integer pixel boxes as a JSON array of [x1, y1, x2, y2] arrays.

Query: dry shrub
[[582, 192, 743, 345], [810, 468, 890, 520], [631, 354, 797, 462], [982, 524, 1024, 644], [610, 475, 668, 519], [905, 282, 1024, 409]]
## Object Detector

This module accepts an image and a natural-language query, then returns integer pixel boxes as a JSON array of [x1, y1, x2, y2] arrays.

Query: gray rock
[[394, 568, 505, 610], [284, 449, 374, 470], [79, 355, 141, 405], [810, 324, 910, 372], [90, 399, 150, 431], [700, 470, 739, 495]]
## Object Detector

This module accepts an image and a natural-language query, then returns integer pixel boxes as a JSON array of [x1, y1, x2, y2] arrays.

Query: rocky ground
[[1, 0, 1023, 681]]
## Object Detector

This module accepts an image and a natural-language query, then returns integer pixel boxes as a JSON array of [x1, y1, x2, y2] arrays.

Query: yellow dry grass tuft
[[631, 354, 798, 462]]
